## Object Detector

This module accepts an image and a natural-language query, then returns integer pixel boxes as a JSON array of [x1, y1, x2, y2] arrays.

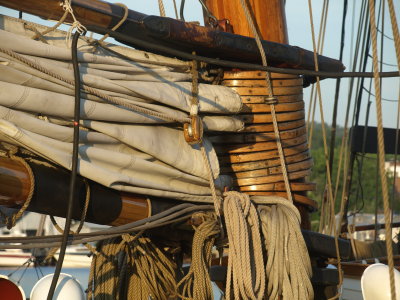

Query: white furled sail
[[0, 14, 243, 202]]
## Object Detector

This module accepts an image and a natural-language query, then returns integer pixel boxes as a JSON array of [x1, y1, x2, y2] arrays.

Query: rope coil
[[257, 197, 313, 300], [177, 213, 219, 300], [223, 191, 265, 300]]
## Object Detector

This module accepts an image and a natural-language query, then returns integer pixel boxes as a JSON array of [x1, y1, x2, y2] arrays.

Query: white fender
[[361, 263, 400, 300], [30, 273, 85, 300]]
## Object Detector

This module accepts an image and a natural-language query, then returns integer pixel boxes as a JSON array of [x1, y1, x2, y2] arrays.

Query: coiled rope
[[223, 191, 265, 300], [177, 213, 219, 300], [88, 235, 177, 300], [257, 197, 314, 300]]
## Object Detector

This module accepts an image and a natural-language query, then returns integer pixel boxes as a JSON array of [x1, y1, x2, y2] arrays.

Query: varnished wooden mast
[[205, 0, 313, 229], [204, 0, 288, 43]]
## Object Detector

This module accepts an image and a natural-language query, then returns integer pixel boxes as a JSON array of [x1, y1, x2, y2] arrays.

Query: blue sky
[[1, 0, 399, 128]]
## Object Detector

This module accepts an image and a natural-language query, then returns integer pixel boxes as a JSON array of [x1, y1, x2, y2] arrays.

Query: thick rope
[[62, 0, 87, 46], [386, 0, 400, 69], [172, 0, 179, 19], [31, 9, 68, 41], [88, 235, 177, 300], [258, 197, 313, 300], [177, 213, 219, 300], [0, 47, 190, 124], [238, 0, 294, 204], [44, 180, 91, 262], [368, 0, 396, 299], [223, 191, 265, 300], [96, 3, 128, 44], [158, 0, 166, 17]]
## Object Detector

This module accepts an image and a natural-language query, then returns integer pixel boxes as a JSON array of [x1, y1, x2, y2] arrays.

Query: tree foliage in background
[[308, 123, 397, 224]]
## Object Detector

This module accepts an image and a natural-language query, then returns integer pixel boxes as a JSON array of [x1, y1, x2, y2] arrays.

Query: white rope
[[256, 196, 314, 300], [62, 0, 87, 47], [223, 191, 265, 300]]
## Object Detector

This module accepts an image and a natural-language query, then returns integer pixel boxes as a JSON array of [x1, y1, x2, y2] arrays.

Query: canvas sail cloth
[[0, 15, 243, 202]]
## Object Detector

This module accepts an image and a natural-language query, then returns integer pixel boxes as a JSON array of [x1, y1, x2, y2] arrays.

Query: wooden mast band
[[234, 169, 312, 186], [218, 142, 309, 164], [241, 94, 303, 104], [242, 119, 305, 133], [221, 150, 310, 172], [223, 78, 303, 87]]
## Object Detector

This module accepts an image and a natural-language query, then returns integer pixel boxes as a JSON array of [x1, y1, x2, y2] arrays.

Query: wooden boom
[[0, 0, 345, 72], [0, 157, 177, 226]]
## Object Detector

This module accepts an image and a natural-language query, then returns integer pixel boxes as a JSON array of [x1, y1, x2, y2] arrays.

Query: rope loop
[[62, 0, 87, 46]]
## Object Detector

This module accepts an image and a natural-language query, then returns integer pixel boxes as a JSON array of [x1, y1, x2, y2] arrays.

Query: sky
[[1, 0, 399, 129]]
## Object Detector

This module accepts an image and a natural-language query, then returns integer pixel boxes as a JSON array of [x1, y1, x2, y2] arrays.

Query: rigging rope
[[158, 0, 166, 17], [307, 1, 343, 298], [96, 3, 128, 44], [368, 0, 396, 298], [307, 0, 330, 148], [46, 30, 83, 300], [44, 179, 91, 263], [238, 0, 293, 204]]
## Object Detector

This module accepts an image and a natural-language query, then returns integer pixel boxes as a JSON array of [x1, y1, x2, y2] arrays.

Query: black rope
[[377, 27, 394, 40], [85, 24, 400, 79], [342, 0, 369, 229], [362, 86, 398, 102], [329, 0, 348, 176], [46, 31, 83, 300], [180, 0, 186, 21], [368, 53, 398, 67], [0, 204, 214, 249]]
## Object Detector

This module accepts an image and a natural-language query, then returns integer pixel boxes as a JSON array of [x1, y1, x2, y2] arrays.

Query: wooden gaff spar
[[0, 0, 345, 73], [0, 156, 177, 226]]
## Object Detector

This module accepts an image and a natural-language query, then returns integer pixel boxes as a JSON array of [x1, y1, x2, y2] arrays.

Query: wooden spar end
[[0, 156, 178, 226]]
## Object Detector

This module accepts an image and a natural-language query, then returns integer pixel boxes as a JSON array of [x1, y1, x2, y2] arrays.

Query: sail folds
[[0, 15, 242, 202]]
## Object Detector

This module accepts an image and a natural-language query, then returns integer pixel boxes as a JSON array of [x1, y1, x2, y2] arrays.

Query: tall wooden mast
[[204, 0, 288, 44], [205, 0, 314, 229]]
